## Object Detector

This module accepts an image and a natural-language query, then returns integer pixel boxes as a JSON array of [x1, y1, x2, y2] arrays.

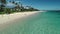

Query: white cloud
[[6, 3, 16, 8], [15, 1, 20, 3], [6, 3, 15, 6]]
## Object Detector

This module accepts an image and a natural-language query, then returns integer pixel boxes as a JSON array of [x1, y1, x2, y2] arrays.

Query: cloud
[[15, 1, 20, 3], [6, 3, 16, 8]]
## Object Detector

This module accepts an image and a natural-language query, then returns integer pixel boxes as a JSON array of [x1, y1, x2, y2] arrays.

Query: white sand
[[0, 11, 38, 24]]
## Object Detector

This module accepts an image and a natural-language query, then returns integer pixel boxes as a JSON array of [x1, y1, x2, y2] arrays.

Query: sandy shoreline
[[0, 11, 44, 30], [0, 11, 39, 24]]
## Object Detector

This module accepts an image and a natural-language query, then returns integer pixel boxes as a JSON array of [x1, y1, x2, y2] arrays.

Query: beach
[[0, 11, 60, 34], [0, 11, 39, 24], [0, 11, 39, 30]]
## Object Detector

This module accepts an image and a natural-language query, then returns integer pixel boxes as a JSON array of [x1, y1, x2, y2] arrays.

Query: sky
[[6, 0, 60, 10]]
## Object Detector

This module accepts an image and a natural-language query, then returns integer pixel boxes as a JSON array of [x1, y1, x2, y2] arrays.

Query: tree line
[[0, 0, 39, 14]]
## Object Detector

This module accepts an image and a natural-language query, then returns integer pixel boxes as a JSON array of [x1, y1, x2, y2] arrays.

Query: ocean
[[0, 11, 60, 34]]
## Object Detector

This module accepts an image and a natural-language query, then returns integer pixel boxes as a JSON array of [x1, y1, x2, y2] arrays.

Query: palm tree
[[11, 1, 23, 11], [0, 0, 6, 12], [1, 0, 6, 3], [9, 1, 24, 11]]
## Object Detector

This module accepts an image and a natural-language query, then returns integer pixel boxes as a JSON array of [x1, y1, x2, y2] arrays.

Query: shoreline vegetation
[[0, 0, 39, 14]]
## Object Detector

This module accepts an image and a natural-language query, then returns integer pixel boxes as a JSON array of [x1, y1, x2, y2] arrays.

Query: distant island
[[0, 0, 39, 14]]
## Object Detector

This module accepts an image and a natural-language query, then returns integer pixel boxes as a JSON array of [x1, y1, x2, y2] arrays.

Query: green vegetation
[[0, 0, 39, 14]]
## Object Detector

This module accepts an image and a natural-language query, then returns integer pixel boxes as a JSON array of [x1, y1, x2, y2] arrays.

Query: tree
[[11, 1, 24, 11], [0, 0, 6, 12]]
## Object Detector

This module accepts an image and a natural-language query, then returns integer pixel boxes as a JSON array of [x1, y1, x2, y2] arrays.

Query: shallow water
[[0, 11, 60, 34]]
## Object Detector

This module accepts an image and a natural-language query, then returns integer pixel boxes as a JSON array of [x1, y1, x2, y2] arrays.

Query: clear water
[[0, 11, 60, 34]]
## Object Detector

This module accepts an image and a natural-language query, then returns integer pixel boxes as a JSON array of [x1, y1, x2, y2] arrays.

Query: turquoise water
[[0, 11, 60, 34]]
